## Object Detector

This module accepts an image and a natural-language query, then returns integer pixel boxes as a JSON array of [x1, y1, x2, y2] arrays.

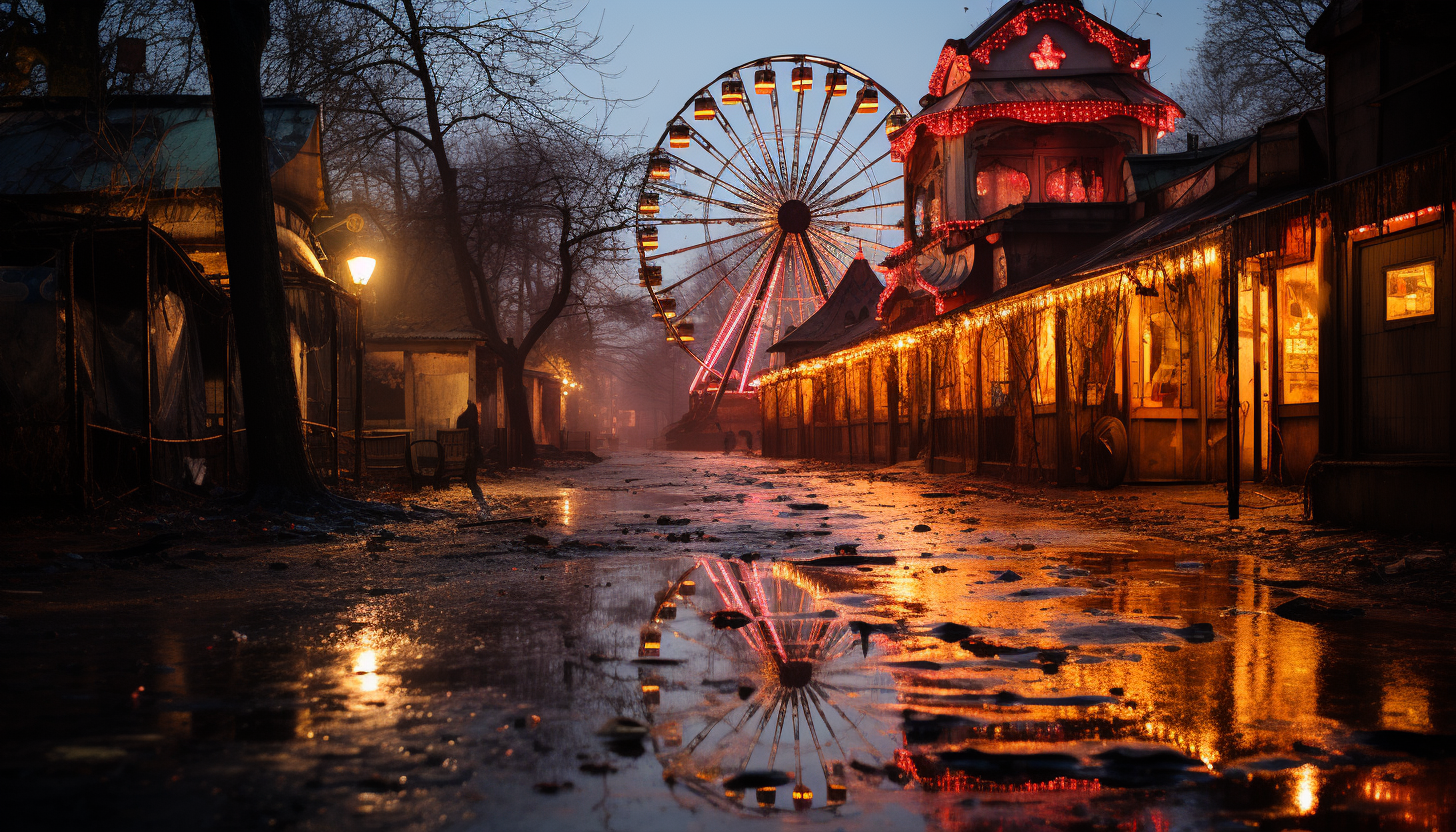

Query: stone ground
[[1, 450, 1453, 832]]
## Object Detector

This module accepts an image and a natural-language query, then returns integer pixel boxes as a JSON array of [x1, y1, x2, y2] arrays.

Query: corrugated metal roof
[[0, 98, 317, 196], [1125, 136, 1255, 195]]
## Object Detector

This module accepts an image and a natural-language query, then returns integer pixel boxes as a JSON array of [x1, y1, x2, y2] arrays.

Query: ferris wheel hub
[[776, 199, 812, 234]]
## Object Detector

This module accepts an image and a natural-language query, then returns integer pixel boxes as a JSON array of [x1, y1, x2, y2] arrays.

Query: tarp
[[0, 98, 317, 196]]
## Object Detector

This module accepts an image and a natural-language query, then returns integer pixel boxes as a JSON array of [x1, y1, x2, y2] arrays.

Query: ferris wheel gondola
[[637, 55, 908, 412]]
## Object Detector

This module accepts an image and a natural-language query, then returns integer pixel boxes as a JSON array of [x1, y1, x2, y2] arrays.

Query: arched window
[[975, 160, 1031, 216], [1044, 158, 1105, 203]]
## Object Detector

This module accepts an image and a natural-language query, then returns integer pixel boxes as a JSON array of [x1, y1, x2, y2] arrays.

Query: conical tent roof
[[768, 256, 883, 354]]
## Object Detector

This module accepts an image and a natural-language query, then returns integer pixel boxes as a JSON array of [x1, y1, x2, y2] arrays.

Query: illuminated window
[[982, 328, 1010, 410], [1385, 260, 1435, 321], [1141, 296, 1189, 408], [975, 159, 1030, 217], [1044, 158, 1104, 203], [1032, 310, 1056, 405], [1279, 263, 1318, 404]]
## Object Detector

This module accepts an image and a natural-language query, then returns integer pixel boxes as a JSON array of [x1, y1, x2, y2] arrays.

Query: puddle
[[3, 454, 1454, 831]]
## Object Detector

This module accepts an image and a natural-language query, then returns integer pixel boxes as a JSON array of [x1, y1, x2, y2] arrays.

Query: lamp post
[[347, 255, 376, 287], [315, 212, 380, 482], [345, 253, 374, 482]]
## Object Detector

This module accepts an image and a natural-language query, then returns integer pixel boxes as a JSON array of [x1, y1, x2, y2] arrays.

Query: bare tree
[[193, 0, 328, 505], [330, 0, 634, 465], [1172, 0, 1327, 144]]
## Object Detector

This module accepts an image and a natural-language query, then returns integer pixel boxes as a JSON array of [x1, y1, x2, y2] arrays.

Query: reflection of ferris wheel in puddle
[[637, 558, 895, 815]]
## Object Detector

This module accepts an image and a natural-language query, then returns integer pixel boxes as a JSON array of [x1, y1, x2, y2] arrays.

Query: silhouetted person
[[456, 401, 480, 484], [723, 431, 736, 455], [739, 429, 753, 454]]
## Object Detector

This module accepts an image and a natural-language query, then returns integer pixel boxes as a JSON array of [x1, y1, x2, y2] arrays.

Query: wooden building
[[363, 331, 563, 453], [759, 0, 1334, 495], [1304, 0, 1456, 534], [0, 95, 363, 485], [0, 213, 232, 503]]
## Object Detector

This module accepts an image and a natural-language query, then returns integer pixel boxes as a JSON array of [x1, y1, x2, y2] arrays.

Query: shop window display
[[1279, 262, 1319, 404], [975, 159, 1031, 217], [1385, 260, 1435, 322], [1044, 157, 1105, 203], [1033, 310, 1056, 405], [1141, 297, 1190, 408]]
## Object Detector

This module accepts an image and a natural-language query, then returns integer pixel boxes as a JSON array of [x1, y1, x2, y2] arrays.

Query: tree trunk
[[499, 354, 536, 467], [39, 0, 104, 98], [193, 0, 326, 503]]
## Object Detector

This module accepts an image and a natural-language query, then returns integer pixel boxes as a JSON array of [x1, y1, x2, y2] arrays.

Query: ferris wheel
[[637, 55, 909, 412]]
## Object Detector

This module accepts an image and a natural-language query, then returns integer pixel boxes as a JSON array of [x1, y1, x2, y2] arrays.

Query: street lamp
[[347, 255, 376, 286]]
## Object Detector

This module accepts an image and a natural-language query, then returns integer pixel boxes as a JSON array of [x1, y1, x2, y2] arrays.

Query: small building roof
[[0, 95, 324, 215], [768, 256, 884, 354], [928, 72, 1179, 119], [1124, 136, 1255, 195]]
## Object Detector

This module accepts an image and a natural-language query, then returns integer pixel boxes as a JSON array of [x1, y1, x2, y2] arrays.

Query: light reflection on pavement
[[1, 451, 1452, 832]]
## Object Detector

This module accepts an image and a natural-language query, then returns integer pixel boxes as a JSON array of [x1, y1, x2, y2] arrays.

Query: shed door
[[1356, 226, 1450, 456], [412, 352, 470, 443]]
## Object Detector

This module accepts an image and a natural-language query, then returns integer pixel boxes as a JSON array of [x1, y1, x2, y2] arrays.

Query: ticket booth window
[[1279, 262, 1319, 403], [1385, 260, 1435, 322]]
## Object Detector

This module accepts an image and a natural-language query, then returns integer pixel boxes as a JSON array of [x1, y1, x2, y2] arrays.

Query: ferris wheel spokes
[[689, 130, 779, 206], [664, 229, 774, 297], [667, 153, 774, 210], [639, 56, 906, 406], [735, 75, 788, 194], [817, 174, 904, 212], [797, 87, 844, 197], [710, 232, 787, 408], [646, 225, 764, 263], [804, 116, 890, 204]]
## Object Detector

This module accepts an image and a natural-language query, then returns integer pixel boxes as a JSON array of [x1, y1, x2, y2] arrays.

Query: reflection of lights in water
[[894, 749, 1103, 794], [560, 491, 573, 527], [1381, 668, 1432, 732], [354, 649, 380, 692], [353, 649, 377, 674], [1293, 764, 1319, 814], [651, 558, 886, 815]]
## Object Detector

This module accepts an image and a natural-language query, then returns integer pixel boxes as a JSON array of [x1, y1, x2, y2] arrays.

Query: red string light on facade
[[1130, 53, 1150, 70], [892, 100, 1179, 159], [891, 749, 1103, 794], [1029, 34, 1067, 69], [967, 3, 1146, 67], [877, 219, 988, 316], [928, 45, 959, 96]]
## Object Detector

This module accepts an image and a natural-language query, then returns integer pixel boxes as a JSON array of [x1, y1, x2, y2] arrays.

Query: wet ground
[[2, 450, 1454, 831]]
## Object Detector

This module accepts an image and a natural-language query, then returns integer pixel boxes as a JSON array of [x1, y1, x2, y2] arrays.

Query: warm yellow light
[[347, 255, 376, 286], [1293, 764, 1319, 814]]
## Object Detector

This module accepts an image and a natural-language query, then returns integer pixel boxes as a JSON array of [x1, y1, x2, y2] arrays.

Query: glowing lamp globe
[[347, 255, 376, 286]]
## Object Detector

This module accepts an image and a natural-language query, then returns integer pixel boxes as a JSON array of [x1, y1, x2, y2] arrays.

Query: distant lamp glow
[[347, 255, 376, 286]]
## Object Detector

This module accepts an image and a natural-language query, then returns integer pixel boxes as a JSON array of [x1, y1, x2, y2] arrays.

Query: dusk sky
[[589, 0, 1208, 141]]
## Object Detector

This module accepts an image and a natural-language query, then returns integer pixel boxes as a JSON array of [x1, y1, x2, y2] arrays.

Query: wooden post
[[887, 352, 900, 464], [1055, 308, 1074, 485], [1226, 236, 1240, 520], [865, 357, 874, 462], [331, 288, 341, 484], [354, 300, 364, 481], [144, 225, 155, 488], [66, 233, 83, 504], [927, 346, 937, 471]]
